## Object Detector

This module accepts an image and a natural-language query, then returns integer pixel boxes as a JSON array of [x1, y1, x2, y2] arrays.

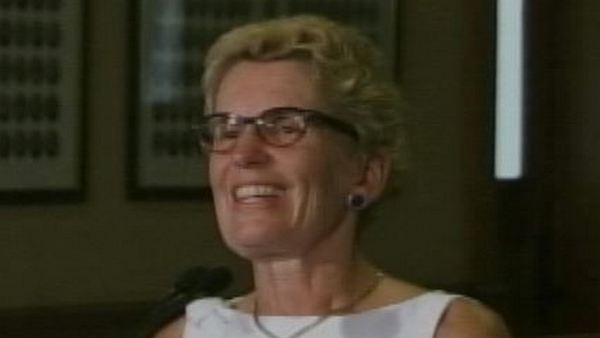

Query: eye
[[262, 110, 303, 134], [219, 119, 242, 139], [204, 115, 239, 140]]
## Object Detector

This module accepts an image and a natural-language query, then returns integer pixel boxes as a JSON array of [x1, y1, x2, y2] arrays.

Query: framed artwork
[[129, 0, 398, 199], [0, 0, 87, 203]]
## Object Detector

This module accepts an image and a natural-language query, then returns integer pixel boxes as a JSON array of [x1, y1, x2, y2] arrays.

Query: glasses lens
[[259, 109, 306, 146], [198, 115, 240, 152], [196, 109, 311, 152]]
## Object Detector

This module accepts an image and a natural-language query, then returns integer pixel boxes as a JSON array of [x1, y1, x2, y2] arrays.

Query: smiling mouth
[[234, 184, 284, 202]]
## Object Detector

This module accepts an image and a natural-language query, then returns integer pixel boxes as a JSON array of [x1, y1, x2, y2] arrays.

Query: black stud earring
[[348, 194, 367, 210]]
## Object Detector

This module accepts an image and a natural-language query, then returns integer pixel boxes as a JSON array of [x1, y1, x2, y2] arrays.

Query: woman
[[157, 15, 511, 338]]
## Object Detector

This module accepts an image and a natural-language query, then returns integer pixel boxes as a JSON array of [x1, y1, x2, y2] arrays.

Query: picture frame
[[129, 0, 398, 199], [0, 0, 88, 203]]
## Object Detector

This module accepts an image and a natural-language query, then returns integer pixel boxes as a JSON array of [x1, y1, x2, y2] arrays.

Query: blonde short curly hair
[[203, 15, 408, 174]]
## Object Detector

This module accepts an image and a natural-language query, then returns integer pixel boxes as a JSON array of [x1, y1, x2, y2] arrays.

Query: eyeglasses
[[193, 106, 358, 153]]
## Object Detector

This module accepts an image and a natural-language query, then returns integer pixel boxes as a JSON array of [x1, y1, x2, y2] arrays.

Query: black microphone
[[170, 266, 209, 297], [193, 266, 233, 296], [137, 266, 233, 338]]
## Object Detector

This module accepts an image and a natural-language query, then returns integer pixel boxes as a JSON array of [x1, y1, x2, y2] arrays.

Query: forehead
[[214, 60, 322, 115]]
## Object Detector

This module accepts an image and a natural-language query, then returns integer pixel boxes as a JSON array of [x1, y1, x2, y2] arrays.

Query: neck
[[245, 211, 379, 315], [251, 255, 379, 315]]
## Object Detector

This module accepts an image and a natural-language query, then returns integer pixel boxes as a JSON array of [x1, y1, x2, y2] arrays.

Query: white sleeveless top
[[183, 291, 461, 338]]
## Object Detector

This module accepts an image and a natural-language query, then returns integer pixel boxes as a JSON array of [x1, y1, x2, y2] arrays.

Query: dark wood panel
[[0, 302, 152, 338]]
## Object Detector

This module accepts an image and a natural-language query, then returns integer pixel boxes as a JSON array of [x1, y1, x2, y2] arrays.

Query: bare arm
[[435, 298, 512, 338]]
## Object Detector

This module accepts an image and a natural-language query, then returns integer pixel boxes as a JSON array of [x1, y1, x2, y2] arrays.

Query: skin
[[153, 60, 512, 338], [210, 60, 375, 261], [209, 60, 390, 315]]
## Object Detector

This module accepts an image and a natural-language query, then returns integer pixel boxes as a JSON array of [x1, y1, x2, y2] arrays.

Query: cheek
[[316, 145, 358, 186], [209, 161, 234, 238], [208, 157, 230, 219], [208, 156, 225, 191], [300, 148, 357, 207]]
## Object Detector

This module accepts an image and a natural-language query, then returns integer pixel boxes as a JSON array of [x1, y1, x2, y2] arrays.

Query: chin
[[220, 218, 295, 258]]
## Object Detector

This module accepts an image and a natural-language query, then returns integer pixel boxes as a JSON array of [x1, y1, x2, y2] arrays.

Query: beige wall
[[0, 0, 500, 309]]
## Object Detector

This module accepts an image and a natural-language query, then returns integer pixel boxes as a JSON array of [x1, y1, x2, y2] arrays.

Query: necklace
[[252, 271, 385, 338]]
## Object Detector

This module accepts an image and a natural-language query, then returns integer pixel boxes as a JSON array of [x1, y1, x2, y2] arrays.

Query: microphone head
[[173, 266, 208, 295], [172, 266, 232, 297], [138, 266, 233, 338], [202, 267, 233, 295]]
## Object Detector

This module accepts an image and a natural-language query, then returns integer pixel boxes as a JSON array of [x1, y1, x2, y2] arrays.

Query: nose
[[231, 126, 270, 168]]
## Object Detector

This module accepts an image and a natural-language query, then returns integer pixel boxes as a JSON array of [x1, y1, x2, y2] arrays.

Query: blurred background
[[0, 0, 598, 337]]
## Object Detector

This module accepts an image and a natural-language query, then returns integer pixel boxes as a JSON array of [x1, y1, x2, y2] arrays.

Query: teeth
[[235, 185, 281, 199]]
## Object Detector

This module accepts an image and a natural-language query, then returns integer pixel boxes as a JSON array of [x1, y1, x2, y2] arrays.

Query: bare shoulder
[[435, 298, 512, 338], [152, 316, 186, 338]]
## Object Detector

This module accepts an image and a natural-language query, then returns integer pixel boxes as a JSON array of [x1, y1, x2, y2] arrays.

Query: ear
[[352, 151, 391, 204]]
